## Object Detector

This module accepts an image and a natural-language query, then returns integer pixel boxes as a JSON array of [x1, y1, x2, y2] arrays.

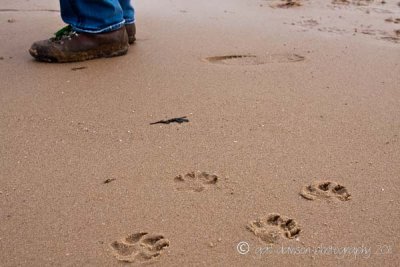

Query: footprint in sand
[[331, 0, 351, 5], [385, 17, 400, 24], [270, 0, 302, 8], [300, 181, 351, 201], [110, 232, 169, 263], [331, 0, 372, 6], [381, 36, 400, 43], [247, 213, 301, 244], [174, 171, 219, 192], [204, 53, 305, 66], [382, 30, 400, 43], [297, 19, 319, 29]]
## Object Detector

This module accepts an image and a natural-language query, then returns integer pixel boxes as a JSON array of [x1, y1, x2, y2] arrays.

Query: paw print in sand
[[110, 232, 169, 263], [174, 171, 218, 192], [247, 213, 301, 244], [300, 181, 351, 201]]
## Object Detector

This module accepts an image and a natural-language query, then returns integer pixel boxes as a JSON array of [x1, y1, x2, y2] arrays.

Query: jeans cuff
[[124, 18, 136, 25], [71, 20, 125, 34]]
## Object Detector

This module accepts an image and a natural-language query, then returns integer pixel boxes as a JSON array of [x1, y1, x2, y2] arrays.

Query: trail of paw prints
[[331, 0, 394, 15], [174, 171, 219, 192], [331, 0, 378, 7], [110, 232, 169, 263], [356, 27, 400, 44], [300, 181, 351, 201], [247, 213, 301, 244], [204, 53, 305, 66]]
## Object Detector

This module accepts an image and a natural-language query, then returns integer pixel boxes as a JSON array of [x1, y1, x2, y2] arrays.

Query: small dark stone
[[71, 66, 87, 71]]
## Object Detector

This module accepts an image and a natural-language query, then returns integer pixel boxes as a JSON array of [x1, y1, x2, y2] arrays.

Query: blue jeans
[[60, 0, 135, 33]]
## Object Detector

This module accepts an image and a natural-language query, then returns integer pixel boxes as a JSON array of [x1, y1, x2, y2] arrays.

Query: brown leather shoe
[[29, 26, 129, 63], [125, 23, 136, 44]]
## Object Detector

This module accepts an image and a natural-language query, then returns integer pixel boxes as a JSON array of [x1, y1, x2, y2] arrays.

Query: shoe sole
[[29, 44, 129, 63]]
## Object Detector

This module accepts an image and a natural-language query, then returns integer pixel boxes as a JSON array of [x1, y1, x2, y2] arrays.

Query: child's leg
[[60, 0, 125, 33], [118, 0, 135, 25], [118, 0, 136, 43]]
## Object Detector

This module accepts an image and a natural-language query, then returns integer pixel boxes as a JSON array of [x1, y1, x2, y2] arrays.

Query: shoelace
[[51, 25, 78, 42]]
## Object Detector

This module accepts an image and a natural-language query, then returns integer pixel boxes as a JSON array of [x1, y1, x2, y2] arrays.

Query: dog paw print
[[174, 171, 218, 192], [110, 232, 169, 263], [300, 181, 351, 201], [247, 213, 301, 244]]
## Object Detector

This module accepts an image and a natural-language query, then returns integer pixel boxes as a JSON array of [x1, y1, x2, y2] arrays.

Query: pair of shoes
[[29, 24, 135, 63]]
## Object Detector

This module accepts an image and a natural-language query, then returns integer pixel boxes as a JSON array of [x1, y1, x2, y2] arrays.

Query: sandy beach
[[1, 0, 399, 266]]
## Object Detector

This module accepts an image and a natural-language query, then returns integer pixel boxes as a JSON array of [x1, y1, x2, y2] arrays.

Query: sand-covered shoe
[[125, 23, 136, 44], [29, 25, 129, 63]]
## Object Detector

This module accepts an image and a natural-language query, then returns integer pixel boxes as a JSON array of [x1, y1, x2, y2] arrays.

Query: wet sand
[[0, 0, 399, 266]]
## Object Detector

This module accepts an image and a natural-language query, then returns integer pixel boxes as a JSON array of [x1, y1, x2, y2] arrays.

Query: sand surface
[[1, 0, 400, 266]]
